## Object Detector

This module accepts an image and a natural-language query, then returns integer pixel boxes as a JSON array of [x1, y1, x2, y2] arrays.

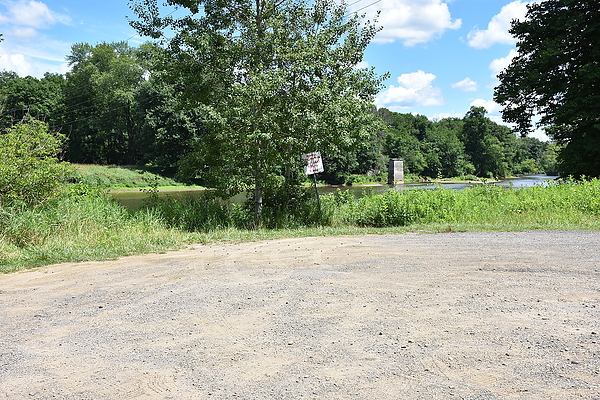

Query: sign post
[[302, 151, 324, 215]]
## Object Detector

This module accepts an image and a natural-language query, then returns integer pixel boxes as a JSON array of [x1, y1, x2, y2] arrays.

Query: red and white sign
[[302, 151, 324, 175]]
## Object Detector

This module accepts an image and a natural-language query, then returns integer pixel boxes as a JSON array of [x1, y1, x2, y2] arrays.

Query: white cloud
[[354, 60, 370, 69], [470, 98, 502, 114], [0, 1, 71, 76], [529, 128, 549, 142], [0, 50, 31, 75], [0, 46, 69, 76], [467, 0, 529, 49], [451, 77, 478, 92], [376, 70, 444, 109], [0, 0, 70, 29], [356, 0, 461, 46], [431, 112, 463, 121], [8, 26, 37, 38], [489, 49, 518, 78]]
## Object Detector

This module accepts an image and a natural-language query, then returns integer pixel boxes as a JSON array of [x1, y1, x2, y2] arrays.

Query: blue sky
[[0, 0, 547, 140]]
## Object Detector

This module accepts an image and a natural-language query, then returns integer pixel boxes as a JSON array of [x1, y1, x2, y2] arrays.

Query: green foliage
[[340, 188, 459, 227], [0, 188, 189, 273], [247, 185, 324, 229], [0, 72, 66, 130], [462, 106, 517, 178], [494, 0, 600, 177], [130, 0, 387, 224], [379, 107, 556, 180], [63, 42, 144, 165], [0, 120, 73, 205], [346, 172, 386, 185], [3, 179, 600, 273], [140, 191, 231, 232], [132, 78, 207, 173], [323, 178, 600, 229], [140, 185, 324, 231]]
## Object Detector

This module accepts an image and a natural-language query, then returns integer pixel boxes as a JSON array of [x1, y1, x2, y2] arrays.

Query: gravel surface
[[1, 230, 600, 399]]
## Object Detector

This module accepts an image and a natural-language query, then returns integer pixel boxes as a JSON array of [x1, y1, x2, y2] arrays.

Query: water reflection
[[319, 174, 558, 195], [111, 174, 559, 210]]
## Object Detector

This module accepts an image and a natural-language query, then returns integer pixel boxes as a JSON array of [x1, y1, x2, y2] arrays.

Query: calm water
[[111, 174, 559, 210]]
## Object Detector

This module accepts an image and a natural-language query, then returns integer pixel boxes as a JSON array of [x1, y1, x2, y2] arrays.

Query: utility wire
[[3, 1, 383, 128], [349, 0, 382, 15]]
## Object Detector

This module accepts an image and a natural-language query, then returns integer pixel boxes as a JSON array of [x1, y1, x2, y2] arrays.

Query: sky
[[0, 0, 548, 140]]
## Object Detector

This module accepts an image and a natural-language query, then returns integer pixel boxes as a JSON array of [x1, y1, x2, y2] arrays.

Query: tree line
[[0, 42, 558, 183]]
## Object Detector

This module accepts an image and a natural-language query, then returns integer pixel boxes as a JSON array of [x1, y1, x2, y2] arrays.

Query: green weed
[[2, 178, 600, 274]]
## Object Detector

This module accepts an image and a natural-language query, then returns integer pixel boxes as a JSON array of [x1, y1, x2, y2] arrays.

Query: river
[[111, 174, 559, 211]]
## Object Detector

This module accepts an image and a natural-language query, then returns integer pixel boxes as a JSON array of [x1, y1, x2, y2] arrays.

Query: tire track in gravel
[[1, 231, 600, 399]]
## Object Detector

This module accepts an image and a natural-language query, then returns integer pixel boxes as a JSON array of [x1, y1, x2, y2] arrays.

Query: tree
[[494, 0, 600, 177], [133, 77, 208, 174], [129, 0, 387, 225], [0, 120, 73, 205], [384, 126, 426, 176], [379, 109, 428, 176], [63, 42, 145, 165], [462, 107, 515, 178], [0, 72, 66, 130], [427, 119, 473, 178]]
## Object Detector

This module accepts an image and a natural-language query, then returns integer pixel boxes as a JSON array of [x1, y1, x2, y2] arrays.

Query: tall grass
[[326, 179, 600, 230], [1, 178, 599, 274], [0, 186, 193, 273]]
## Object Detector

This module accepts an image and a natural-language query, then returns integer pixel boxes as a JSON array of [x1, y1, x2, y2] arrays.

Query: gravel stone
[[1, 231, 600, 399]]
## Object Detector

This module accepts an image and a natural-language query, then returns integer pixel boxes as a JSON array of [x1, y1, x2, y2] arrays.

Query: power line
[[49, 90, 164, 130], [2, 1, 384, 129], [350, 0, 382, 15]]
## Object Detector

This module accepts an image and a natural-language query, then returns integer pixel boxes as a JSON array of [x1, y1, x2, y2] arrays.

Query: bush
[[0, 120, 73, 205], [346, 188, 458, 227], [140, 190, 232, 232]]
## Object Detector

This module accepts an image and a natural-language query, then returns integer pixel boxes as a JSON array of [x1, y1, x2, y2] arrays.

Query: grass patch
[[0, 191, 194, 273], [69, 164, 193, 190]]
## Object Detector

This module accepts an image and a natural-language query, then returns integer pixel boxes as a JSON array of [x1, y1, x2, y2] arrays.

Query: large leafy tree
[[63, 42, 145, 165], [426, 119, 472, 178], [133, 77, 208, 173], [462, 107, 517, 178], [129, 0, 387, 224], [0, 72, 66, 131], [494, 0, 600, 177]]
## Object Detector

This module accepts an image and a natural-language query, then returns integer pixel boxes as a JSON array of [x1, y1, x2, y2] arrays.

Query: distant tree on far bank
[[494, 0, 600, 177], [379, 107, 555, 179]]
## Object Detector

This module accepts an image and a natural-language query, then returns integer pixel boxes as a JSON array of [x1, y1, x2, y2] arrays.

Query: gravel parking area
[[1, 230, 600, 399]]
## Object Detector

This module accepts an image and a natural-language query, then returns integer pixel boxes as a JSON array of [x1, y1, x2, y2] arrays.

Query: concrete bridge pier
[[388, 158, 404, 184]]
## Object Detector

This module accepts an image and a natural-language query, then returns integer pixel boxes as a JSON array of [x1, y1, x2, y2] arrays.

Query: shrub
[[0, 120, 73, 205], [140, 190, 232, 232]]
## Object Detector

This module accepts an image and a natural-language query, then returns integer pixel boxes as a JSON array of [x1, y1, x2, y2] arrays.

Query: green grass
[[1, 178, 599, 274], [0, 191, 195, 273], [69, 164, 195, 190]]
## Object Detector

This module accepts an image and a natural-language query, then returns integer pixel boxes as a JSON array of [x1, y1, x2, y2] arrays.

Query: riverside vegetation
[[1, 122, 599, 274], [2, 166, 600, 274]]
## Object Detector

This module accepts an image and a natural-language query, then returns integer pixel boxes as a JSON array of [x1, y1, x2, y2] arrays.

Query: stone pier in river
[[388, 158, 404, 184]]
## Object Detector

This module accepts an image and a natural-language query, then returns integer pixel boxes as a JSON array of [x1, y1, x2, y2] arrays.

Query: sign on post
[[302, 151, 324, 175], [302, 151, 324, 216]]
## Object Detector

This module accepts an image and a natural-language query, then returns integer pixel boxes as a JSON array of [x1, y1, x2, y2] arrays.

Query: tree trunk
[[253, 184, 262, 228]]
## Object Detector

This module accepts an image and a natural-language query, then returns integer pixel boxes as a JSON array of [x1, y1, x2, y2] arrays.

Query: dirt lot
[[1, 230, 600, 399]]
